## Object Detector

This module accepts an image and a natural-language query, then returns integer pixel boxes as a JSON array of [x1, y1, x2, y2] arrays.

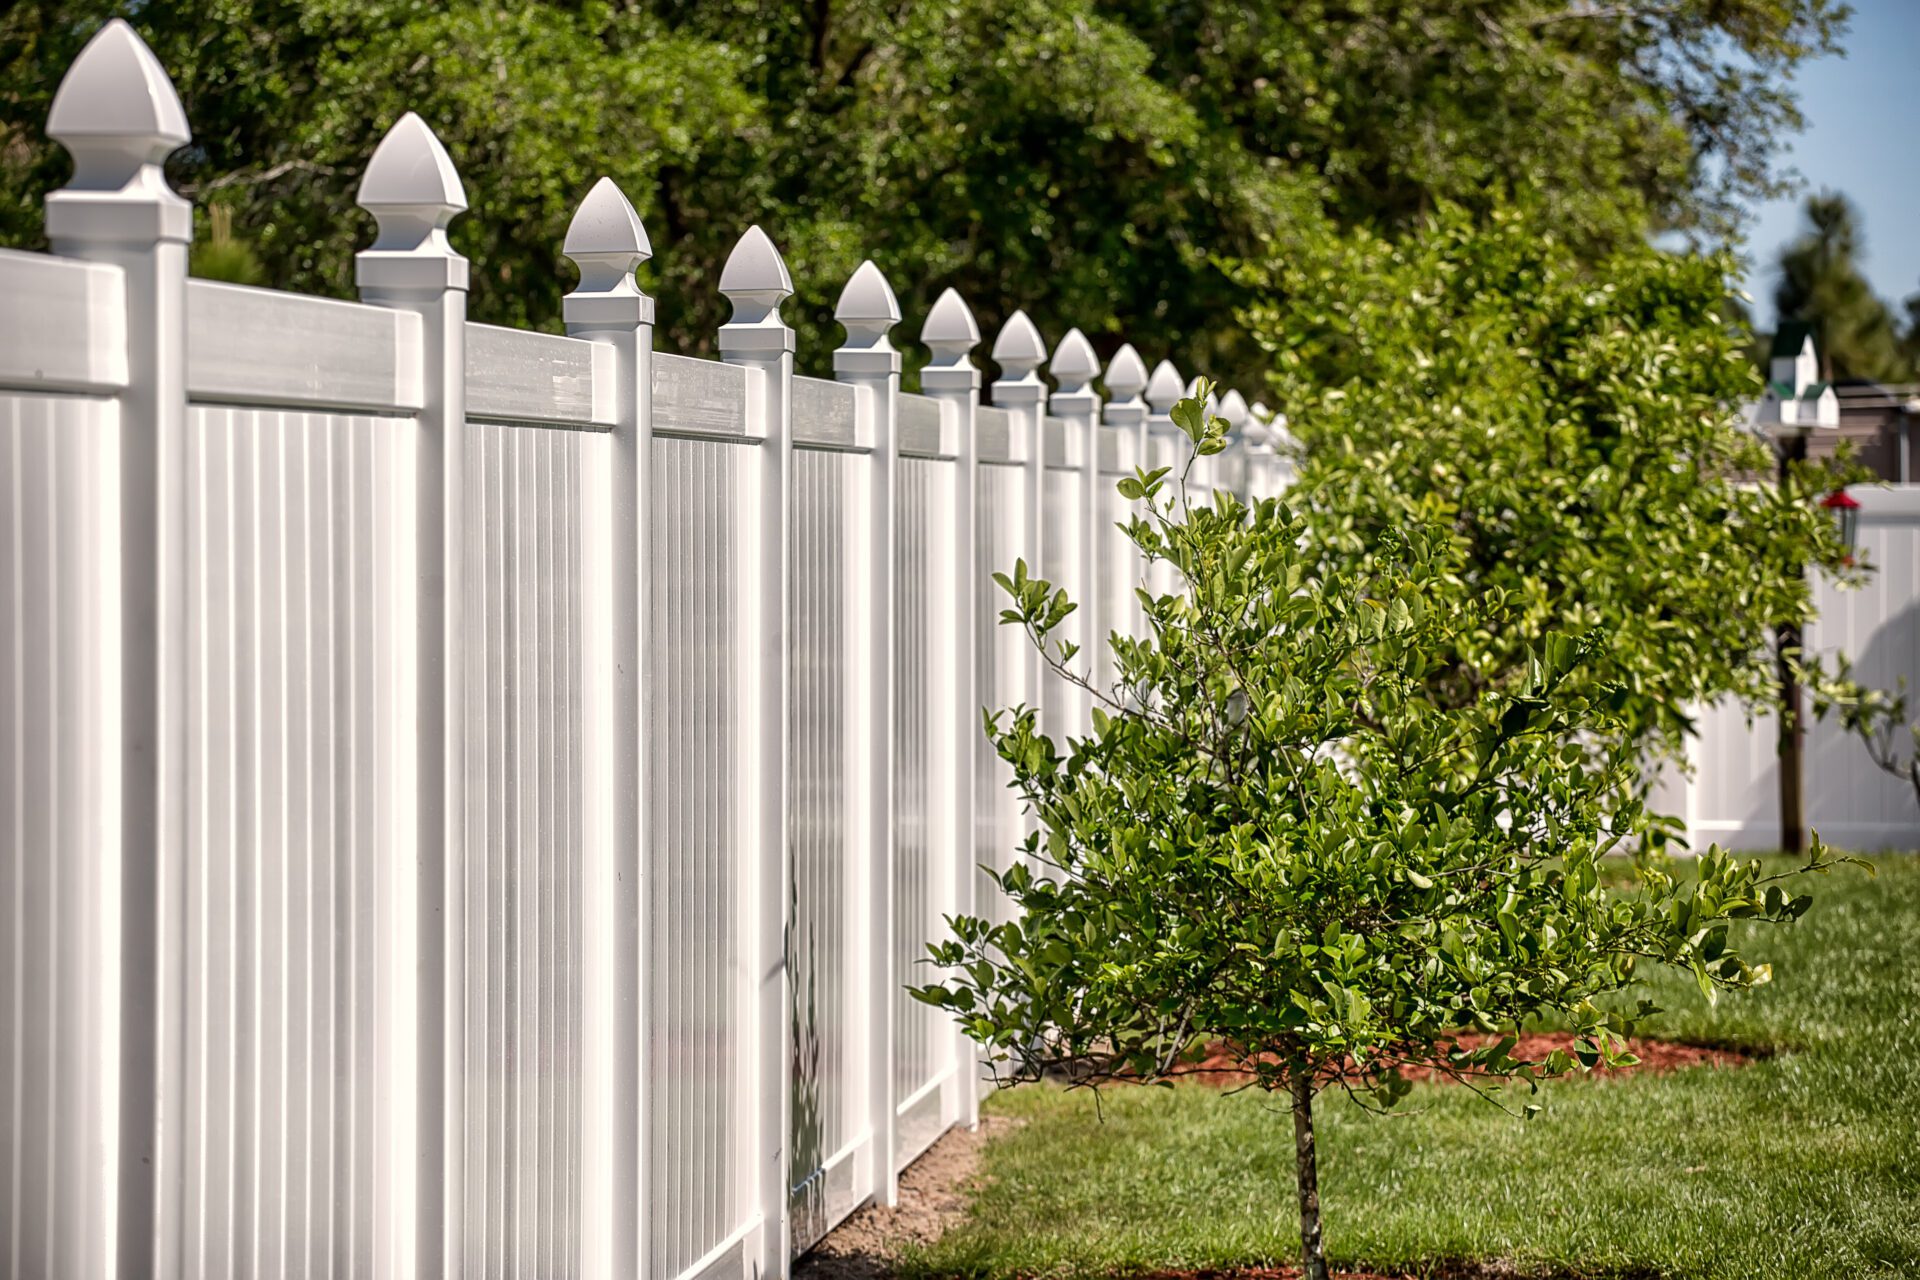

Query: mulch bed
[[1171, 1031, 1756, 1089], [1135, 1265, 1659, 1280]]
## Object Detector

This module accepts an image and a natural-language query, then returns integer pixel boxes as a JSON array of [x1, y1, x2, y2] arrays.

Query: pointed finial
[[1105, 344, 1148, 400], [834, 259, 900, 351], [564, 177, 650, 290], [1145, 359, 1184, 414], [357, 113, 467, 254], [834, 260, 900, 377], [1049, 327, 1099, 391], [836, 260, 899, 327], [48, 19, 190, 189], [991, 310, 1048, 379], [563, 177, 652, 333], [921, 287, 981, 363], [718, 224, 794, 357], [718, 225, 793, 316], [1219, 389, 1250, 428]]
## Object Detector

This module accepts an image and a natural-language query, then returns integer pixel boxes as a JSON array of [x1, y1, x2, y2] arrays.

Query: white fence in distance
[[1653, 486, 1920, 852], [0, 21, 1292, 1280]]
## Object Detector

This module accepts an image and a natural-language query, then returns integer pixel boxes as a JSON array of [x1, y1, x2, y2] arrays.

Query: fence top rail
[[0, 248, 128, 395], [793, 375, 860, 451], [181, 279, 424, 414], [654, 350, 752, 441], [465, 321, 614, 429]]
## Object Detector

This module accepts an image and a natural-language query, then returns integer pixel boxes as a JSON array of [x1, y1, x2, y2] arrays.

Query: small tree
[[916, 386, 1838, 1280]]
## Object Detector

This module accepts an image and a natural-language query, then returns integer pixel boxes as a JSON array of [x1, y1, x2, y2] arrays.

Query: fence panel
[[892, 451, 961, 1163], [0, 386, 121, 1280], [1677, 487, 1920, 851], [789, 433, 869, 1249], [177, 403, 416, 1279]]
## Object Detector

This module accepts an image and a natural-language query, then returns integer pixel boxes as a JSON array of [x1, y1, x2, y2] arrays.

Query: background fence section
[[0, 22, 1275, 1280], [1661, 486, 1920, 852]]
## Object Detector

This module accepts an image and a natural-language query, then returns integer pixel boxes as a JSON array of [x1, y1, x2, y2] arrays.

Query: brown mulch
[[1173, 1032, 1756, 1089], [1133, 1266, 1659, 1280], [796, 1115, 1020, 1280]]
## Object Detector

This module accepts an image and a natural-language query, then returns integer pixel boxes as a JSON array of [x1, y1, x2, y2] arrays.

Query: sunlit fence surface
[[0, 21, 1288, 1280]]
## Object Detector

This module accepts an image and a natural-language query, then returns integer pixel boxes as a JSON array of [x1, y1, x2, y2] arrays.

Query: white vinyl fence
[[10, 20, 1915, 1280], [0, 22, 1291, 1280], [1654, 486, 1920, 852]]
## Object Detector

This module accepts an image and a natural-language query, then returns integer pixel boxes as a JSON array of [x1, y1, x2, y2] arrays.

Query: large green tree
[[1773, 192, 1916, 385], [3, 1, 1846, 381], [1240, 204, 1860, 770]]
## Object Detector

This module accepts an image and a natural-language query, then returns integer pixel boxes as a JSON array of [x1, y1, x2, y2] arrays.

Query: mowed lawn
[[903, 856, 1920, 1280]]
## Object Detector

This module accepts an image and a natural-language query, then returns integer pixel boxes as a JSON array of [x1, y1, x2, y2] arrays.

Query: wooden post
[[718, 225, 796, 1280], [917, 289, 983, 1130], [562, 176, 653, 1280], [833, 260, 902, 1207], [43, 21, 192, 1274], [355, 107, 470, 1279]]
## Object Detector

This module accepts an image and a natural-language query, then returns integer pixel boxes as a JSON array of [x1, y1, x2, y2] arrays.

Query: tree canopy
[[1240, 203, 1861, 766], [2, 1, 1847, 382]]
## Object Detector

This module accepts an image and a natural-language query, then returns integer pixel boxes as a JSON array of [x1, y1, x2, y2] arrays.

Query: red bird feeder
[[1821, 488, 1861, 560]]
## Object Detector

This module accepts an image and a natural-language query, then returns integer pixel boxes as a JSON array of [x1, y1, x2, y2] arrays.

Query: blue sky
[[1739, 0, 1920, 329]]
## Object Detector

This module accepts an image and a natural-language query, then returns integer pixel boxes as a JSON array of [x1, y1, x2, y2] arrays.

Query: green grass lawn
[[904, 855, 1920, 1280]]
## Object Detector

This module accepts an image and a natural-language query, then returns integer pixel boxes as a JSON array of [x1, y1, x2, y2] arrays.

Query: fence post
[[1101, 344, 1150, 649], [1145, 360, 1185, 598], [354, 109, 470, 1277], [1049, 329, 1100, 710], [562, 176, 653, 1280], [917, 288, 983, 1130], [833, 260, 902, 1207], [719, 225, 796, 1280], [42, 20, 192, 1273], [990, 312, 1050, 726]]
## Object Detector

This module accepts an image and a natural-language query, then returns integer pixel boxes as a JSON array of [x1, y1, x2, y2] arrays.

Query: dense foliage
[[1, 1, 1846, 382], [916, 387, 1837, 1280], [1239, 205, 1862, 765]]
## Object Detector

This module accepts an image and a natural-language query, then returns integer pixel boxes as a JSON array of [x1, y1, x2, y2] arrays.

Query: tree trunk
[[1776, 435, 1808, 856], [1290, 1070, 1330, 1280]]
